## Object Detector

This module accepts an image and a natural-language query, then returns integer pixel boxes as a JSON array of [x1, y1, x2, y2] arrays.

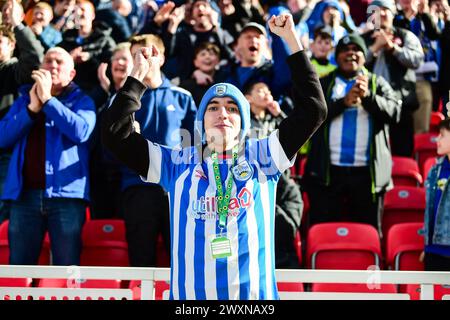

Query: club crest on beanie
[[195, 83, 251, 144]]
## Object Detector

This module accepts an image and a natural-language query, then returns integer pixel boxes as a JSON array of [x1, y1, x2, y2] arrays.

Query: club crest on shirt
[[232, 161, 253, 182]]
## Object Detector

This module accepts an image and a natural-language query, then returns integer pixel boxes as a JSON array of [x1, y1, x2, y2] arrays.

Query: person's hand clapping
[[354, 74, 369, 98], [28, 83, 44, 114], [97, 63, 111, 92], [31, 69, 53, 104]]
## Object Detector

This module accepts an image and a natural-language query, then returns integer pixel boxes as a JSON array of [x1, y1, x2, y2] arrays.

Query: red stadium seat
[[414, 133, 438, 176], [129, 280, 170, 300], [382, 187, 425, 241], [422, 157, 437, 181], [404, 284, 450, 300], [386, 223, 424, 271], [277, 282, 304, 292], [0, 220, 50, 265], [311, 283, 397, 294], [429, 111, 445, 133], [391, 156, 423, 187], [37, 278, 121, 289], [0, 278, 33, 287], [80, 220, 129, 267], [306, 222, 382, 270]]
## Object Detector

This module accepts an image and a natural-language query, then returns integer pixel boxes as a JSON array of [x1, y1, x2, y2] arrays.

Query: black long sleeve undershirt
[[101, 51, 327, 178]]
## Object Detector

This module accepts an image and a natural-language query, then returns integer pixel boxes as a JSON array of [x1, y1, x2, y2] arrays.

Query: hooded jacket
[[0, 83, 96, 201]]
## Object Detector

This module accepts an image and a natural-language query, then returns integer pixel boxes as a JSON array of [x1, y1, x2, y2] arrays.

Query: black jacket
[[304, 69, 401, 194], [59, 21, 116, 92]]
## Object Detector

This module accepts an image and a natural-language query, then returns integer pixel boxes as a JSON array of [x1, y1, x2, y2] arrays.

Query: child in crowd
[[245, 80, 303, 269], [309, 26, 336, 78], [180, 42, 226, 106], [421, 118, 450, 271], [30, 1, 62, 51]]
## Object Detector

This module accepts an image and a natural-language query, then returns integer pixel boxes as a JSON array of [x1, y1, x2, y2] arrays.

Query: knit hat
[[195, 83, 251, 144], [369, 0, 397, 13], [335, 33, 368, 58]]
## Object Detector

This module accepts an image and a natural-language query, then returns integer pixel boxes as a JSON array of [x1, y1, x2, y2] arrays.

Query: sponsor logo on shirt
[[189, 187, 252, 220]]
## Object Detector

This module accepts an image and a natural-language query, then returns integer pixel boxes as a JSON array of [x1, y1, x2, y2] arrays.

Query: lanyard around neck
[[211, 145, 239, 230]]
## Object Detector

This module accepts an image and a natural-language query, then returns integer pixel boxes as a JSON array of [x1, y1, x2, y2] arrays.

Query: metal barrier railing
[[0, 265, 449, 300]]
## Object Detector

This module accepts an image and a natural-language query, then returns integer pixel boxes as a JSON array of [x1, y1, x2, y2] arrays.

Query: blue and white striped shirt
[[329, 76, 373, 167], [142, 130, 294, 300]]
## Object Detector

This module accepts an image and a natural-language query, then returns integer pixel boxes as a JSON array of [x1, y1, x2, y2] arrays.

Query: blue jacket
[[424, 156, 450, 246], [0, 83, 96, 201], [120, 76, 197, 190]]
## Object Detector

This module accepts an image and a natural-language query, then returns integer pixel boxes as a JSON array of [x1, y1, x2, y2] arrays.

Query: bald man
[[0, 47, 96, 266]]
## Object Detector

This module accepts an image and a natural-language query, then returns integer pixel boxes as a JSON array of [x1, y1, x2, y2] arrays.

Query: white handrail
[[0, 265, 449, 300]]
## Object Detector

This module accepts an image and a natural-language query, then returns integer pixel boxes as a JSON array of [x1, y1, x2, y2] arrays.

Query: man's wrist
[[40, 95, 52, 105]]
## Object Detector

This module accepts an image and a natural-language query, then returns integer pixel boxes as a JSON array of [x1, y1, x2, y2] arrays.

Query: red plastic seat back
[[81, 220, 129, 267], [0, 220, 50, 265], [404, 284, 450, 300], [38, 278, 122, 289], [429, 111, 445, 133], [383, 187, 425, 240], [312, 283, 397, 293], [129, 280, 170, 300], [277, 282, 304, 292], [306, 222, 382, 270], [386, 222, 424, 271], [414, 133, 438, 176], [391, 156, 423, 187]]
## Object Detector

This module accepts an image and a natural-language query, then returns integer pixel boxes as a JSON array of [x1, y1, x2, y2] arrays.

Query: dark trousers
[[425, 252, 450, 271], [307, 165, 383, 232], [390, 110, 414, 157], [122, 185, 170, 267]]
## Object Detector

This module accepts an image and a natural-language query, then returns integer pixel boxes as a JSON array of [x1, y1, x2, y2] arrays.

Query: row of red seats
[[0, 219, 425, 271], [1, 219, 448, 299], [292, 131, 441, 186]]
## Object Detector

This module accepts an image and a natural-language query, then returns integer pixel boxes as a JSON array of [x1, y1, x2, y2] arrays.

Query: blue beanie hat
[[195, 83, 251, 144]]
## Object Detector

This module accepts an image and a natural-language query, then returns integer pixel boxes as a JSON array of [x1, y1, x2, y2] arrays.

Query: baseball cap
[[239, 22, 267, 38]]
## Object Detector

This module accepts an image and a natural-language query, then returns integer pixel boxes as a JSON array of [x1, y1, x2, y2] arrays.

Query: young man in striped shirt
[[102, 14, 327, 300]]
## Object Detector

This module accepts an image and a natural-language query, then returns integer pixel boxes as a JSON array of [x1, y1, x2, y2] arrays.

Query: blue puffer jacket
[[0, 83, 96, 201], [424, 156, 450, 246]]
